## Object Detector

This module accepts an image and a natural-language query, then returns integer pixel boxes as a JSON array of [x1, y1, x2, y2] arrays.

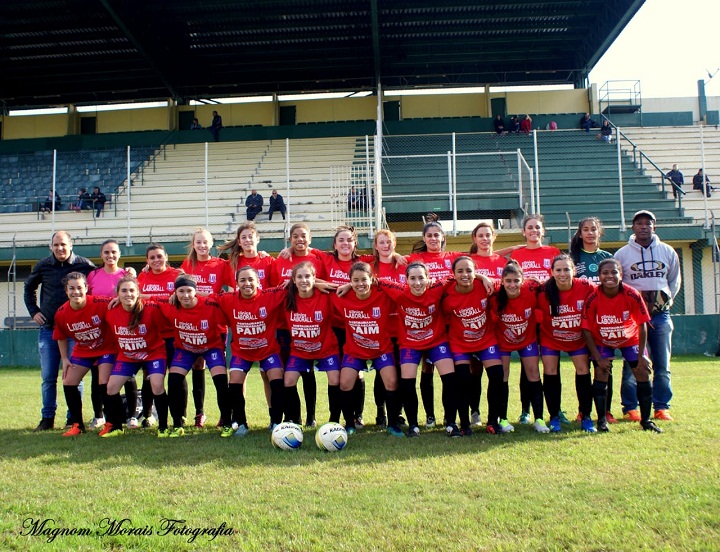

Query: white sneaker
[[127, 417, 140, 429], [470, 411, 482, 426], [499, 419, 515, 433], [88, 417, 105, 430], [534, 419, 551, 434]]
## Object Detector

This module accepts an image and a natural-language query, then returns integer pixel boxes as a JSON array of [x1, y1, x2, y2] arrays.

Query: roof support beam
[[371, 0, 381, 87]]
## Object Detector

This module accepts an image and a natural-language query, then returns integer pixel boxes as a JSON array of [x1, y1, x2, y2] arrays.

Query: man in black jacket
[[24, 231, 95, 431]]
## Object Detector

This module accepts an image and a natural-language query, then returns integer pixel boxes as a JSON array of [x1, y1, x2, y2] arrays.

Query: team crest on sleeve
[[543, 259, 551, 269], [259, 307, 267, 319], [444, 259, 452, 269], [577, 300, 584, 311], [167, 282, 174, 291], [209, 274, 217, 284], [429, 305, 436, 314], [314, 311, 323, 322], [622, 310, 630, 321], [258, 269, 265, 279], [399, 275, 406, 284], [201, 320, 209, 330], [138, 324, 147, 335], [481, 298, 487, 309], [372, 307, 381, 318], [524, 308, 532, 319], [91, 315, 101, 325]]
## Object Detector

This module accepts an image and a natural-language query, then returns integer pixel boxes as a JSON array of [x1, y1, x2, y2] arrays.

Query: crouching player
[[581, 259, 661, 433]]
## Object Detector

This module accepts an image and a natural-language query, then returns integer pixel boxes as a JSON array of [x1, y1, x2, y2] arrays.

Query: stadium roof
[[0, 0, 644, 108]]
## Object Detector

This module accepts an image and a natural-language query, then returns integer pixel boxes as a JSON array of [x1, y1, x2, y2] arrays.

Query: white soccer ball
[[315, 422, 348, 451], [271, 422, 303, 450]]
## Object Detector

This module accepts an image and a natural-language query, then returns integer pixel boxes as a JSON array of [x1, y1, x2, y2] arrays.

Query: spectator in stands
[[493, 114, 505, 135], [91, 186, 107, 217], [348, 186, 361, 211], [520, 114, 533, 134], [580, 113, 598, 132], [210, 111, 223, 142], [41, 190, 61, 213], [665, 164, 684, 199], [24, 231, 95, 431], [693, 168, 713, 198], [245, 189, 263, 220], [73, 188, 91, 211], [190, 117, 202, 130], [508, 115, 520, 133], [268, 189, 286, 220], [597, 120, 614, 143]]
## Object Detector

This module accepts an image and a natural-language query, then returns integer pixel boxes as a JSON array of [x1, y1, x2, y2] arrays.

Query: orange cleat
[[97, 422, 114, 437], [654, 409, 674, 421], [62, 423, 85, 437], [623, 409, 641, 422], [605, 412, 618, 424]]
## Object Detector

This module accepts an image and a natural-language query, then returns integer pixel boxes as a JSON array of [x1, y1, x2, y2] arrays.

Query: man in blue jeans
[[614, 211, 681, 422], [24, 231, 94, 431]]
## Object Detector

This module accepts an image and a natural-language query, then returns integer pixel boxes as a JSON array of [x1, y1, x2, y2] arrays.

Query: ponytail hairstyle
[[218, 222, 257, 271], [469, 221, 496, 254], [496, 260, 523, 314], [332, 225, 359, 261], [115, 275, 144, 331], [544, 254, 575, 317], [569, 217, 604, 263], [412, 221, 445, 253], [285, 261, 316, 312], [372, 229, 398, 273], [185, 227, 213, 271]]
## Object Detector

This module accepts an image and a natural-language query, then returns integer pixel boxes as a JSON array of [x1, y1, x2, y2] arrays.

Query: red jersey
[[283, 292, 339, 359], [216, 287, 287, 361], [582, 285, 650, 348], [105, 302, 167, 362], [158, 296, 227, 354], [180, 257, 234, 295], [332, 288, 395, 359], [377, 280, 448, 350], [271, 253, 326, 286], [52, 296, 116, 357], [317, 251, 374, 285], [372, 261, 404, 338], [137, 267, 183, 338], [490, 281, 540, 351], [234, 254, 275, 289], [471, 253, 506, 281], [441, 282, 496, 353], [510, 246, 562, 283], [408, 251, 461, 281], [537, 279, 595, 351]]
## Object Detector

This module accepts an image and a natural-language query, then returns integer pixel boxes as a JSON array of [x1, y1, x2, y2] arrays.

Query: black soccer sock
[[182, 377, 189, 418], [576, 373, 593, 418], [63, 385, 84, 428], [229, 383, 246, 426], [637, 380, 653, 423], [154, 391, 169, 432], [386, 389, 401, 429], [485, 365, 503, 425], [593, 380, 608, 421], [328, 384, 341, 424], [98, 383, 108, 419], [90, 365, 103, 418], [105, 393, 125, 429], [606, 372, 614, 414], [168, 373, 187, 428], [353, 377, 365, 419], [469, 370, 482, 414], [400, 377, 419, 428], [284, 385, 301, 424], [123, 377, 138, 418], [519, 366, 530, 413], [440, 372, 459, 427], [300, 370, 317, 422], [373, 373, 387, 418], [340, 389, 355, 427], [454, 364, 471, 427], [141, 378, 154, 418], [212, 373, 230, 426], [420, 371, 435, 419], [192, 369, 206, 416], [500, 380, 510, 420], [269, 379, 284, 425], [543, 374, 561, 419], [529, 379, 544, 420]]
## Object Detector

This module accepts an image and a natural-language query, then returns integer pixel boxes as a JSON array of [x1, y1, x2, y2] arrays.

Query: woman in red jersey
[[215, 266, 287, 435], [283, 261, 341, 426], [509, 214, 562, 425], [136, 243, 183, 428], [441, 256, 506, 436], [491, 261, 550, 433], [333, 262, 403, 436], [102, 276, 169, 437], [581, 259, 660, 433], [377, 261, 459, 437], [53, 272, 116, 436], [159, 274, 231, 438], [180, 228, 234, 429], [537, 255, 595, 433]]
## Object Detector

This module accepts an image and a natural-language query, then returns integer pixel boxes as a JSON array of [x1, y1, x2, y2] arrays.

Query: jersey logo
[[399, 275, 406, 284], [327, 357, 334, 365], [138, 324, 147, 335], [259, 307, 267, 318], [211, 352, 218, 360], [209, 274, 217, 283], [444, 260, 452, 269], [314, 311, 323, 322], [488, 346, 496, 354], [92, 315, 101, 325], [201, 320, 209, 330], [543, 259, 551, 269], [525, 308, 532, 319], [429, 305, 435, 314], [439, 345, 447, 353], [577, 300, 584, 310], [258, 269, 265, 279], [372, 307, 381, 318], [623, 310, 630, 321], [481, 299, 487, 309], [380, 354, 387, 361], [167, 282, 175, 291], [151, 361, 160, 369]]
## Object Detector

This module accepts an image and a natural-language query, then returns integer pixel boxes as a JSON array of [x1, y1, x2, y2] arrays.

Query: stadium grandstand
[[0, 0, 718, 359]]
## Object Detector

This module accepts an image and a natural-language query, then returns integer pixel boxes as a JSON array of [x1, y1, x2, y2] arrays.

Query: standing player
[[581, 259, 661, 433]]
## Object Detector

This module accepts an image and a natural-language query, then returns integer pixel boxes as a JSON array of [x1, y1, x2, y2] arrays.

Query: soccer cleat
[[518, 411, 531, 425], [654, 409, 674, 421], [194, 413, 207, 428], [623, 409, 641, 422], [101, 427, 124, 438], [375, 414, 387, 429], [139, 415, 156, 428], [169, 427, 185, 438], [269, 423, 278, 432], [407, 425, 420, 438], [232, 424, 249, 437], [157, 429, 170, 438], [557, 411, 571, 425], [345, 426, 357, 435], [88, 417, 105, 430], [221, 426, 235, 438], [499, 419, 515, 433], [605, 412, 618, 424], [641, 420, 663, 433], [446, 424, 462, 438], [387, 425, 404, 438], [127, 417, 140, 429], [486, 422, 502, 435], [62, 423, 85, 437], [97, 423, 114, 437], [460, 425, 473, 437], [34, 418, 54, 432], [549, 417, 562, 433], [354, 416, 365, 430], [470, 410, 482, 426], [305, 419, 317, 429], [581, 417, 597, 433], [425, 416, 436, 428], [533, 419, 551, 433], [597, 419, 610, 433]]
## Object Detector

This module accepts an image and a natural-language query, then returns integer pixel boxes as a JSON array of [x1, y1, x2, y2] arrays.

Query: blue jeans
[[620, 311, 673, 412], [38, 328, 82, 419]]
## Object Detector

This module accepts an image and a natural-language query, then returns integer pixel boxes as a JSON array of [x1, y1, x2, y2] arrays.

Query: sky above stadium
[[589, 0, 720, 99]]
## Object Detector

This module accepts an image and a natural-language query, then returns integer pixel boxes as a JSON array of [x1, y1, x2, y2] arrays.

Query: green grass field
[[1, 357, 718, 551]]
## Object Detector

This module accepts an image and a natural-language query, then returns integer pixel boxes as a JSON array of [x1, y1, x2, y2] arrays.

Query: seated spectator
[[245, 189, 263, 220], [597, 120, 614, 143], [72, 188, 91, 211], [41, 190, 61, 213], [520, 114, 533, 134], [190, 117, 202, 130], [347, 186, 361, 211], [268, 189, 286, 220], [665, 164, 684, 199], [693, 169, 714, 198], [91, 186, 107, 217], [580, 113, 598, 132], [508, 115, 520, 133], [493, 114, 505, 135]]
